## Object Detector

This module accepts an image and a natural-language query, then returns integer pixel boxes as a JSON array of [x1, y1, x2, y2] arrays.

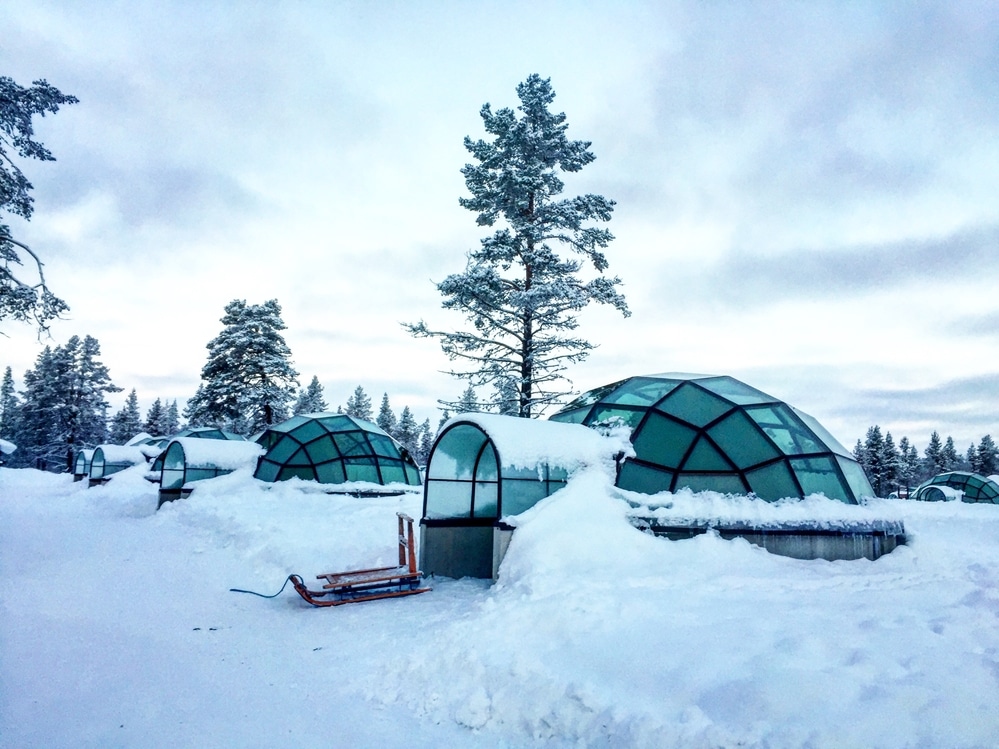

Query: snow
[[443, 412, 633, 472], [0, 437, 15, 455], [3, 464, 999, 748], [168, 437, 264, 470], [93, 444, 147, 465]]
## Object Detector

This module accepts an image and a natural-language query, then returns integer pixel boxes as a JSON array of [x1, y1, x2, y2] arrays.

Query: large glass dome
[[254, 413, 421, 486], [550, 373, 872, 503]]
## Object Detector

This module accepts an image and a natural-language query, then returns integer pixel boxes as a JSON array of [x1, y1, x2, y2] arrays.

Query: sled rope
[[229, 575, 298, 599]]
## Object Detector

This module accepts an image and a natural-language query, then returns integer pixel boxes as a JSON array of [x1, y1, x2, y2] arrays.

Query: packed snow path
[[2, 466, 999, 748]]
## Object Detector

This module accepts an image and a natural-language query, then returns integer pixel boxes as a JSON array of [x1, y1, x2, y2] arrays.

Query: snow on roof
[[444, 413, 632, 474], [169, 437, 263, 470], [0, 438, 17, 455], [95, 445, 147, 464], [125, 432, 154, 446]]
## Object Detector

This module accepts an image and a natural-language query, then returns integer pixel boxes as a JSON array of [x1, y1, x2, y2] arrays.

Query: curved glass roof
[[253, 413, 421, 486], [550, 373, 872, 503], [912, 471, 999, 504]]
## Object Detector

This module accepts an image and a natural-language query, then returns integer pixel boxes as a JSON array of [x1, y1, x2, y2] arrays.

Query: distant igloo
[[254, 413, 421, 488], [550, 373, 873, 503], [911, 471, 999, 503]]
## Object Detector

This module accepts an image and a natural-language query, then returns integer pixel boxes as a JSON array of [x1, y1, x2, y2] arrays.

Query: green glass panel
[[161, 467, 185, 491], [602, 377, 678, 407], [345, 458, 380, 483], [425, 480, 473, 519], [472, 481, 498, 518], [276, 465, 315, 481], [256, 431, 282, 450], [674, 472, 747, 494], [632, 412, 697, 469], [334, 431, 372, 457], [403, 463, 421, 485], [549, 466, 568, 482], [304, 439, 334, 465], [548, 408, 588, 424], [288, 418, 328, 445], [587, 405, 645, 429], [187, 467, 225, 483], [837, 456, 872, 502], [368, 433, 401, 459], [317, 415, 353, 432], [744, 461, 800, 501], [474, 444, 499, 482], [656, 382, 733, 427], [707, 410, 780, 469], [617, 461, 673, 495], [503, 465, 542, 480], [315, 461, 346, 484], [696, 376, 776, 406], [163, 442, 185, 471], [747, 405, 824, 455], [285, 447, 314, 467], [789, 456, 849, 503], [271, 415, 309, 433], [501, 478, 549, 516], [680, 437, 733, 471], [427, 424, 488, 480], [264, 436, 301, 464], [254, 459, 279, 482], [379, 463, 407, 484]]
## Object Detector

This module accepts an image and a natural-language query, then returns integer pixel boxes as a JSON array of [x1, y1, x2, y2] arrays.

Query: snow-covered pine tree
[[164, 400, 180, 435], [183, 385, 213, 427], [376, 393, 397, 435], [395, 406, 418, 457], [896, 436, 919, 490], [494, 376, 520, 416], [416, 418, 433, 467], [0, 366, 17, 439], [437, 408, 451, 432], [186, 299, 299, 435], [976, 435, 998, 475], [109, 389, 143, 443], [405, 74, 629, 418], [456, 384, 480, 414], [881, 431, 900, 495], [1, 76, 76, 333], [344, 386, 373, 422], [923, 431, 945, 476], [861, 426, 888, 496], [942, 436, 960, 472], [293, 376, 327, 415], [144, 398, 167, 436]]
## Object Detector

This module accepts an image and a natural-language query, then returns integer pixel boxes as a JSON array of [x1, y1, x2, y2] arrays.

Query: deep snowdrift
[[2, 465, 999, 748]]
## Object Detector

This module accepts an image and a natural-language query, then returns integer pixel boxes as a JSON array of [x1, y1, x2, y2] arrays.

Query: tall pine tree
[[293, 376, 328, 415], [376, 393, 397, 435], [0, 366, 16, 440], [109, 388, 143, 443], [406, 74, 629, 417], [395, 406, 418, 458], [185, 299, 299, 435], [344, 386, 373, 422]]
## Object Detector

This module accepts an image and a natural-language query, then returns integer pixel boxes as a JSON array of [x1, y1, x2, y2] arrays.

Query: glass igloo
[[550, 373, 872, 503], [254, 413, 421, 487], [912, 471, 999, 503]]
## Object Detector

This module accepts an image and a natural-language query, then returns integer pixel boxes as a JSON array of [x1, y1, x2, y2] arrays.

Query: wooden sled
[[290, 512, 430, 607]]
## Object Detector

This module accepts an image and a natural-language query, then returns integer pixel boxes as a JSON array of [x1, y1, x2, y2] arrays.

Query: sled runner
[[289, 512, 430, 607]]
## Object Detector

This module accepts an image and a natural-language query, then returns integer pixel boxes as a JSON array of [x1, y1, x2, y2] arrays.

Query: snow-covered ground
[[3, 464, 999, 749]]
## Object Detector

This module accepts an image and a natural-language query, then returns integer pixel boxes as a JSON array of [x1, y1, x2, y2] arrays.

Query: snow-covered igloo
[[253, 413, 421, 488], [911, 471, 999, 503], [550, 373, 873, 503], [421, 413, 625, 579], [73, 448, 94, 482], [158, 437, 264, 507], [89, 445, 146, 486]]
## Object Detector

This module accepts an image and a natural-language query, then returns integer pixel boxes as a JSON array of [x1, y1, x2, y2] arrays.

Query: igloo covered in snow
[[158, 437, 264, 506], [912, 471, 999, 503], [421, 413, 627, 579], [253, 413, 421, 488], [73, 449, 94, 482], [89, 445, 146, 486], [550, 373, 873, 503]]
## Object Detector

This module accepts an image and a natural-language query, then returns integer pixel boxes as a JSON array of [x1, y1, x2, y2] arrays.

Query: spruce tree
[[1, 76, 76, 332], [395, 406, 418, 457], [896, 436, 919, 491], [494, 376, 520, 416], [457, 385, 479, 414], [437, 408, 451, 432], [164, 400, 180, 435], [861, 426, 888, 496], [976, 435, 998, 475], [416, 418, 434, 467], [924, 431, 945, 476], [0, 366, 17, 439], [942, 436, 960, 472], [109, 388, 143, 443], [144, 398, 170, 436], [881, 431, 900, 494], [376, 393, 397, 435], [186, 299, 299, 435], [406, 74, 629, 417], [293, 375, 327, 415], [344, 386, 373, 422]]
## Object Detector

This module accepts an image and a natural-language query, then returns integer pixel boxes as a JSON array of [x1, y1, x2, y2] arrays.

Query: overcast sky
[[3, 1, 997, 452]]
